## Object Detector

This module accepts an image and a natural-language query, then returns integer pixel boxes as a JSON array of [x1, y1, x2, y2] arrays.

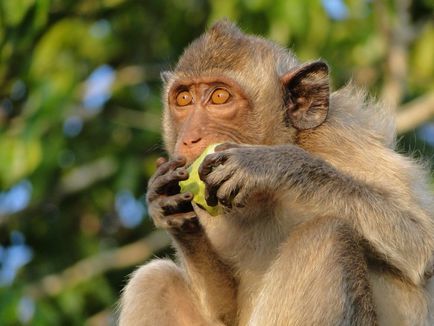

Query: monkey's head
[[162, 20, 330, 163]]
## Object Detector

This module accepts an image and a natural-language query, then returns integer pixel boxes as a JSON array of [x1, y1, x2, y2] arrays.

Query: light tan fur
[[119, 21, 434, 326]]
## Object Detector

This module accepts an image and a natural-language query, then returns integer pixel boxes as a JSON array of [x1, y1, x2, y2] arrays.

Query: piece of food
[[179, 144, 220, 216]]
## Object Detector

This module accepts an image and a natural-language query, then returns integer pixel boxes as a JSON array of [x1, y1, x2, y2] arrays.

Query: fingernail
[[183, 193, 192, 200], [156, 157, 166, 166]]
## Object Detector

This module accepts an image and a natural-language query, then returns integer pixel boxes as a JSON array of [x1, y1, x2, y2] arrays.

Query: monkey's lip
[[184, 142, 224, 166]]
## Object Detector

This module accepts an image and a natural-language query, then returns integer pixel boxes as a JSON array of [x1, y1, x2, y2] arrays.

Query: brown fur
[[119, 21, 434, 326]]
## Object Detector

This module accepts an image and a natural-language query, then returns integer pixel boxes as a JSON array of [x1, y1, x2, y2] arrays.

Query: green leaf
[[1, 0, 35, 27], [0, 136, 42, 187]]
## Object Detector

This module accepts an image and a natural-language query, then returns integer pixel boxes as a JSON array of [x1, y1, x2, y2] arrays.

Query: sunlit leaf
[[209, 0, 239, 23], [33, 0, 50, 30], [0, 137, 42, 188], [410, 23, 434, 90], [0, 0, 34, 27], [30, 19, 111, 78]]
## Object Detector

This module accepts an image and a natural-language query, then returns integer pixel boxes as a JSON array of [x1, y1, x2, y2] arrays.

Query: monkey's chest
[[198, 208, 283, 264], [198, 208, 297, 324]]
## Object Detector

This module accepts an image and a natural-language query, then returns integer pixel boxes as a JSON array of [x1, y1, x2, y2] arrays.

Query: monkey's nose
[[183, 137, 202, 146]]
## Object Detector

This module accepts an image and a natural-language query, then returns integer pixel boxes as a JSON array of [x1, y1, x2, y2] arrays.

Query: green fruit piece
[[179, 144, 220, 216]]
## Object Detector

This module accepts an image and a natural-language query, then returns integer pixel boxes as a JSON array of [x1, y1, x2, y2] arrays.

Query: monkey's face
[[162, 21, 330, 164], [167, 75, 254, 164]]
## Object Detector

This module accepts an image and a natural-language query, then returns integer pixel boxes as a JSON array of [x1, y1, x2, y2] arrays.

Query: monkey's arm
[[146, 157, 237, 324], [199, 144, 434, 286], [172, 229, 238, 326]]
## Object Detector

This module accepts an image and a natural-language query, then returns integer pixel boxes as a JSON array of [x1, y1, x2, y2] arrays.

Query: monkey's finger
[[205, 184, 219, 207], [214, 143, 241, 152], [155, 157, 167, 168], [198, 152, 229, 181], [231, 187, 248, 208], [148, 168, 189, 200], [159, 192, 194, 215], [166, 213, 201, 234], [146, 189, 160, 202], [204, 170, 234, 206], [155, 156, 187, 177], [215, 180, 241, 208], [154, 168, 189, 193]]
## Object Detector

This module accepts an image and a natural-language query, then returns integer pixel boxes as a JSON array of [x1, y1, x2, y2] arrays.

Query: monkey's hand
[[199, 143, 287, 209], [146, 156, 201, 234]]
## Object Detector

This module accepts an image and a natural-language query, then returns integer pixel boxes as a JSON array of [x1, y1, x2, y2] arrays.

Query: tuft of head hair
[[175, 20, 252, 74], [174, 20, 298, 78]]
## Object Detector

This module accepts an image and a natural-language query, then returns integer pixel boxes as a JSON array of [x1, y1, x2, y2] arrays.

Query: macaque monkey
[[119, 21, 434, 326]]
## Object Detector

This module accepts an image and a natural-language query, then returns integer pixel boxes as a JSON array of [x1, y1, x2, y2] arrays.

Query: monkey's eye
[[176, 91, 192, 106], [211, 89, 230, 105]]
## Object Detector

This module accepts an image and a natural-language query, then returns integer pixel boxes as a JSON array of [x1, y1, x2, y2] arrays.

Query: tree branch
[[378, 0, 412, 109], [26, 230, 171, 299], [112, 107, 161, 133], [396, 93, 434, 134], [86, 308, 114, 326]]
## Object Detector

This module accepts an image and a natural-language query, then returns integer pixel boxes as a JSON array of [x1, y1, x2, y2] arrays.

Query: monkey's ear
[[160, 71, 173, 84], [282, 61, 329, 130]]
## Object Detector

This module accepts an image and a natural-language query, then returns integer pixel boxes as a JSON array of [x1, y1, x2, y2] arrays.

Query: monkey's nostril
[[184, 137, 202, 146]]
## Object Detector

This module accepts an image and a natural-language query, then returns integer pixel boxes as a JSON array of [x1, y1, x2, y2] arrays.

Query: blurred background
[[0, 0, 433, 324]]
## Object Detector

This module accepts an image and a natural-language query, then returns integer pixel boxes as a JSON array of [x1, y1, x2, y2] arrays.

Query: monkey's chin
[[179, 144, 221, 216]]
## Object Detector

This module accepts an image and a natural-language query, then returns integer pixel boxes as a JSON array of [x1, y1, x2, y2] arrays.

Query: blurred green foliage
[[0, 0, 433, 324]]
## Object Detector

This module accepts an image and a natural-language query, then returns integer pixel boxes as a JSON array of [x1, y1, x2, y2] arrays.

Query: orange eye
[[211, 89, 230, 104], [176, 91, 192, 106]]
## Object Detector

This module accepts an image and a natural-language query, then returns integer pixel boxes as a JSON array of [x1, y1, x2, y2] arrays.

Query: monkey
[[119, 20, 434, 326]]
